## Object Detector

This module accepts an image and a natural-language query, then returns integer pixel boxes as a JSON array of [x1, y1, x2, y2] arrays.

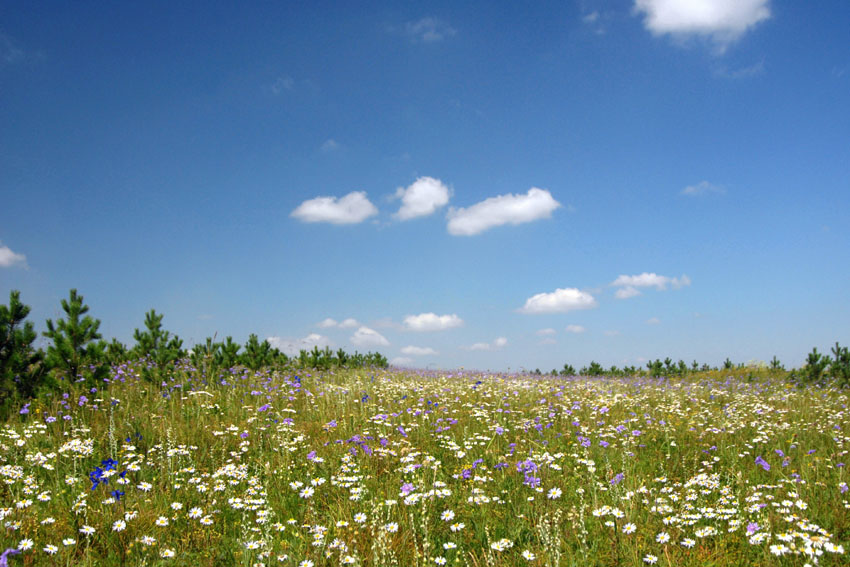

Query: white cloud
[[646, 317, 661, 325], [400, 345, 438, 356], [634, 0, 771, 48], [405, 17, 457, 42], [393, 176, 451, 220], [446, 188, 561, 236], [603, 330, 621, 337], [611, 272, 692, 297], [390, 356, 415, 367], [0, 244, 26, 268], [681, 180, 725, 196], [291, 191, 378, 224], [465, 337, 508, 351], [615, 286, 642, 299], [403, 313, 464, 332], [518, 288, 597, 314], [350, 326, 390, 347], [536, 328, 557, 336], [267, 333, 331, 356], [612, 273, 670, 290], [565, 324, 586, 334], [318, 317, 360, 329]]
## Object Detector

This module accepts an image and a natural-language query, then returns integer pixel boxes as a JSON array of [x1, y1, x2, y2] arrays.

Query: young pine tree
[[241, 333, 272, 371], [43, 289, 103, 380], [132, 309, 183, 371], [1, 291, 46, 415]]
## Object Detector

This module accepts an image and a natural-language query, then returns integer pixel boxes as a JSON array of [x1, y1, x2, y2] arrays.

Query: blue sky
[[2, 1, 848, 371]]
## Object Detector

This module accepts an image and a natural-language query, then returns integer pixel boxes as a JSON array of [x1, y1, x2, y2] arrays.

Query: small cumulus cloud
[[267, 333, 331, 356], [405, 17, 457, 42], [611, 272, 691, 299], [519, 288, 597, 314], [350, 326, 390, 347], [565, 324, 586, 334], [400, 345, 438, 356], [615, 286, 642, 299], [390, 357, 415, 367], [403, 313, 464, 332], [393, 176, 451, 220], [536, 328, 557, 336], [465, 337, 508, 351], [646, 317, 661, 325], [446, 188, 561, 236], [291, 191, 378, 224], [681, 180, 725, 196], [634, 0, 771, 50], [0, 243, 27, 268]]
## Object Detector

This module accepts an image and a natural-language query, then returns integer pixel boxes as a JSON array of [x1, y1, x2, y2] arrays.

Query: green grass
[[1, 363, 848, 566]]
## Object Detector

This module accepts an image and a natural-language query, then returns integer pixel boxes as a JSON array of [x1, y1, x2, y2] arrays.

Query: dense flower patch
[[0, 363, 847, 566]]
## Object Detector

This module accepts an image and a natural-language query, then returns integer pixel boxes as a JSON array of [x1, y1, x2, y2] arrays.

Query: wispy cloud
[[403, 313, 464, 332], [350, 326, 390, 347], [1, 34, 24, 65], [581, 9, 608, 35], [713, 60, 765, 79], [634, 0, 771, 51], [519, 288, 597, 314], [393, 176, 451, 220], [0, 243, 27, 268], [536, 328, 557, 336], [390, 356, 415, 366], [681, 180, 725, 196], [611, 272, 691, 299], [646, 317, 661, 325], [271, 75, 294, 95], [320, 139, 340, 152], [400, 345, 438, 356], [291, 191, 378, 224], [267, 333, 331, 356], [447, 188, 561, 236], [465, 337, 508, 351], [405, 17, 457, 43], [565, 324, 586, 334], [318, 317, 359, 329]]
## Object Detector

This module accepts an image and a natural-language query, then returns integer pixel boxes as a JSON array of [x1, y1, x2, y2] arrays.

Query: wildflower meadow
[[2, 362, 848, 566]]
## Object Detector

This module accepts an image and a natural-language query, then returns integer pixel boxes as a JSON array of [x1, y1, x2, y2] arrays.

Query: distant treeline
[[0, 289, 388, 418], [538, 344, 850, 386]]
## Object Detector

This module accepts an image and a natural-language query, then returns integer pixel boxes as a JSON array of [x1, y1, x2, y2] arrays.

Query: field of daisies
[[1, 363, 848, 566]]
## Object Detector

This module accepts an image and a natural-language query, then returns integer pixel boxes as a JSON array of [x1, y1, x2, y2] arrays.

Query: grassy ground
[[1, 363, 848, 566]]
